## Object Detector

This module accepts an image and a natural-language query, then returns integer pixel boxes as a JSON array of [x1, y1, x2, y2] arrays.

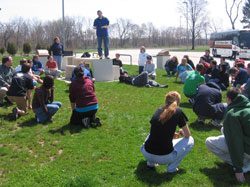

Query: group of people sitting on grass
[[1, 47, 250, 183], [139, 49, 250, 183], [0, 56, 101, 128]]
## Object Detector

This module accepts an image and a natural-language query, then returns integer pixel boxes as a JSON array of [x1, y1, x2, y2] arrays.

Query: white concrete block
[[66, 65, 76, 79], [39, 56, 48, 68], [156, 55, 170, 69], [93, 59, 114, 82], [62, 56, 74, 71], [113, 65, 120, 81]]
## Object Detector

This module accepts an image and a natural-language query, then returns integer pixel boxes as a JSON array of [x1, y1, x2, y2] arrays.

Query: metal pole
[[62, 0, 66, 49], [183, 1, 188, 50]]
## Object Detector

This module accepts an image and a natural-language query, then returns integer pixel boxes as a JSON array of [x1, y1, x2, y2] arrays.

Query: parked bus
[[210, 29, 250, 59]]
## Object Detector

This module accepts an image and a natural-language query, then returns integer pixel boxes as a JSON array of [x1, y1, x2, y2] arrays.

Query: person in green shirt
[[183, 63, 205, 104], [206, 88, 250, 183]]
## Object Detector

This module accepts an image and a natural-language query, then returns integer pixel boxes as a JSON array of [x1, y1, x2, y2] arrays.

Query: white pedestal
[[39, 56, 48, 68], [66, 65, 76, 79], [113, 65, 120, 81], [93, 59, 118, 82], [62, 56, 74, 71], [157, 55, 170, 69]]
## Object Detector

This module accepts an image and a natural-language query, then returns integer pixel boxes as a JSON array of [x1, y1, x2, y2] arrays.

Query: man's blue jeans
[[35, 102, 62, 123], [165, 67, 177, 76], [53, 56, 62, 70], [97, 36, 109, 57]]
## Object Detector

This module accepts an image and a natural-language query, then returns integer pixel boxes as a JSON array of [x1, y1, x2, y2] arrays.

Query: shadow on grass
[[0, 113, 14, 121], [49, 123, 85, 136], [189, 121, 221, 132], [19, 118, 39, 127], [180, 102, 193, 109], [134, 161, 186, 186], [200, 162, 250, 186]]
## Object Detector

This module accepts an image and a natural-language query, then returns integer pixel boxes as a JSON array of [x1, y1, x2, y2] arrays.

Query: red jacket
[[201, 62, 210, 76], [69, 76, 98, 108]]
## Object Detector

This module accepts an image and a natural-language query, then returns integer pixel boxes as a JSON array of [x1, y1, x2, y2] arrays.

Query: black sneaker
[[95, 117, 102, 127], [4, 97, 13, 105], [12, 107, 18, 120], [82, 117, 90, 128]]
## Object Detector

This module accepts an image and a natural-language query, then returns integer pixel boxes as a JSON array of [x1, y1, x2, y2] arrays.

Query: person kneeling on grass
[[193, 82, 227, 127], [69, 66, 102, 128], [119, 72, 168, 88], [183, 63, 205, 104], [206, 88, 250, 183], [141, 91, 194, 173], [7, 63, 34, 120], [32, 75, 62, 123], [144, 55, 156, 80], [45, 55, 62, 79]]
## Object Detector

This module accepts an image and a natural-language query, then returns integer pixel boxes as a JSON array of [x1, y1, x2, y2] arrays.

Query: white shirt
[[139, 52, 148, 67]]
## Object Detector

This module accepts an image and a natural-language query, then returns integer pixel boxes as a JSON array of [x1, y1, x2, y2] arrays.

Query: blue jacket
[[234, 68, 249, 86], [71, 64, 92, 81], [193, 82, 226, 120], [32, 60, 43, 71], [93, 17, 109, 37], [49, 42, 64, 56]]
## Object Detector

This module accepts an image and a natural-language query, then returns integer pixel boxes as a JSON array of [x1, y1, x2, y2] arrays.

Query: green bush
[[23, 41, 32, 55], [0, 47, 5, 55], [7, 42, 17, 56], [36, 43, 42, 50]]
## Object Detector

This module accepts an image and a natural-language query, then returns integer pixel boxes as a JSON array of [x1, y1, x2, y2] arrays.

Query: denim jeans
[[141, 136, 194, 173], [165, 67, 177, 76], [53, 56, 62, 70], [97, 36, 109, 57], [139, 66, 144, 74], [34, 102, 62, 123], [179, 71, 188, 83]]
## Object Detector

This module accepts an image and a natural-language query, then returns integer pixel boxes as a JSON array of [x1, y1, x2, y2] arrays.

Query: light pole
[[62, 0, 66, 49], [183, 1, 188, 50]]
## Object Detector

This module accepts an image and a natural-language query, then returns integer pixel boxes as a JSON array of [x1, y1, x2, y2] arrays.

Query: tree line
[[1, 0, 250, 54]]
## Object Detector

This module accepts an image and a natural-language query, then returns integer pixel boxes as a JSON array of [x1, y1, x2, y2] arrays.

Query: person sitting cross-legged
[[193, 82, 227, 127], [69, 66, 102, 128], [176, 58, 193, 83], [206, 88, 250, 183], [45, 55, 62, 79], [7, 63, 34, 120], [144, 55, 156, 80], [141, 91, 194, 173], [217, 64, 230, 91], [32, 75, 62, 123], [183, 63, 205, 104], [32, 55, 44, 75]]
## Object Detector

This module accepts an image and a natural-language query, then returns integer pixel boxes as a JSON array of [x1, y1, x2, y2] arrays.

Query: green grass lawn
[[0, 57, 249, 186]]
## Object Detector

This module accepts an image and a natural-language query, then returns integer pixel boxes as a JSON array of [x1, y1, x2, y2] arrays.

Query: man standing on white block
[[206, 87, 250, 183], [93, 10, 110, 59]]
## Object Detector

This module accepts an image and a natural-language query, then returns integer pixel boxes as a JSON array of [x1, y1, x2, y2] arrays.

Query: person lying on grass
[[119, 72, 168, 88], [7, 63, 34, 120], [206, 87, 250, 183], [69, 66, 101, 128], [32, 75, 62, 123], [141, 91, 194, 173]]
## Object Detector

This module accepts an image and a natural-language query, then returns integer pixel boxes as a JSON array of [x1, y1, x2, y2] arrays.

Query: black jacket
[[193, 82, 226, 120]]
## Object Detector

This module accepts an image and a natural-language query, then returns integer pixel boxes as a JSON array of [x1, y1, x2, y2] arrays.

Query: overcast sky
[[0, 0, 245, 30]]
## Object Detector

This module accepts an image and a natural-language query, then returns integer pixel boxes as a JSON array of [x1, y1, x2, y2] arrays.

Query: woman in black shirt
[[141, 91, 194, 173]]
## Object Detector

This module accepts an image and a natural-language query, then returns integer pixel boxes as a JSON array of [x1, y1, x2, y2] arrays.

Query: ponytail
[[159, 91, 181, 124], [159, 102, 178, 124]]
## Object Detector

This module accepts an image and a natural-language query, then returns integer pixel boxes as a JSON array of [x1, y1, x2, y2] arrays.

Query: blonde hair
[[140, 46, 146, 53], [159, 91, 181, 124]]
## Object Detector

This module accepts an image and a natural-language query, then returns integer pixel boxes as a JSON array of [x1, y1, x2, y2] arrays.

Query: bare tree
[[225, 0, 243, 30], [178, 0, 208, 50]]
